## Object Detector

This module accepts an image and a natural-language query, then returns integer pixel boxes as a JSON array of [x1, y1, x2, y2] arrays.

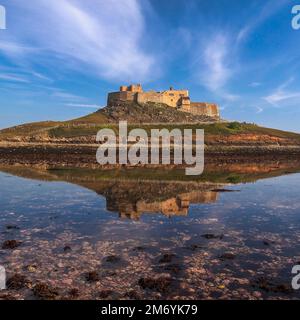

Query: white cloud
[[263, 78, 300, 106], [249, 82, 262, 87], [0, 73, 30, 83], [194, 34, 239, 103], [0, 0, 156, 82], [201, 34, 231, 92], [264, 91, 300, 105]]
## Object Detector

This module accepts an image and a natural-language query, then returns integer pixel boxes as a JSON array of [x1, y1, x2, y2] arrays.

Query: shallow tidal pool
[[0, 169, 300, 300]]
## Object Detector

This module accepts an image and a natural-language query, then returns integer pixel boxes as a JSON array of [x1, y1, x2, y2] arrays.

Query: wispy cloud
[[0, 0, 156, 82], [201, 34, 231, 92], [263, 78, 300, 106], [0, 73, 30, 83], [65, 103, 102, 109], [0, 41, 36, 57], [193, 33, 239, 102], [237, 0, 288, 42], [52, 91, 86, 101], [264, 91, 300, 105], [249, 82, 262, 87], [256, 106, 264, 114]]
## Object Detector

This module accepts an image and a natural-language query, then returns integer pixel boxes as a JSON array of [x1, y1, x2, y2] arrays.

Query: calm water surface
[[0, 167, 300, 300]]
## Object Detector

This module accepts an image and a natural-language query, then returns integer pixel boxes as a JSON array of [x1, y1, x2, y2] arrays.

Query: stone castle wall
[[107, 91, 136, 104], [136, 89, 188, 108], [107, 84, 220, 119], [189, 102, 220, 118]]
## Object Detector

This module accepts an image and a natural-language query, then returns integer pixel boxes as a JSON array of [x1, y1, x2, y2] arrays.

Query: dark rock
[[85, 271, 100, 282], [69, 288, 80, 298], [133, 246, 146, 252], [33, 283, 59, 300], [7, 274, 30, 290], [263, 240, 275, 246], [104, 255, 121, 263], [2, 240, 22, 250], [124, 290, 141, 300], [201, 234, 223, 240], [98, 290, 113, 299], [253, 277, 292, 294], [188, 244, 203, 251], [124, 290, 142, 300], [163, 264, 181, 274], [273, 284, 292, 294], [63, 246, 72, 252], [6, 225, 20, 230], [158, 253, 175, 264], [219, 253, 236, 261], [138, 276, 172, 293]]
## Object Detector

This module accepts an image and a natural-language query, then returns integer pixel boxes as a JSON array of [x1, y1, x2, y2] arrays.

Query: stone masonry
[[107, 84, 220, 119]]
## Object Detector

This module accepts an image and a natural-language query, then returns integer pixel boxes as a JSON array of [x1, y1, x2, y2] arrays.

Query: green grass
[[0, 121, 61, 139], [1, 113, 300, 142], [66, 111, 109, 124]]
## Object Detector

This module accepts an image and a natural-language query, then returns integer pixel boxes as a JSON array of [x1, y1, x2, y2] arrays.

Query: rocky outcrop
[[101, 101, 217, 123]]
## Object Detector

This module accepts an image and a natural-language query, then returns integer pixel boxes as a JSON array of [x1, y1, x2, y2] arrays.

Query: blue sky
[[0, 0, 299, 132]]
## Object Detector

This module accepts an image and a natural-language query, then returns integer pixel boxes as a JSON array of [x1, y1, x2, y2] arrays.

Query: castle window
[[169, 93, 174, 96]]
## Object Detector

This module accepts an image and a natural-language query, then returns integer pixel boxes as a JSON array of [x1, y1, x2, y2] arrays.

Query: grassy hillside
[[0, 102, 300, 144]]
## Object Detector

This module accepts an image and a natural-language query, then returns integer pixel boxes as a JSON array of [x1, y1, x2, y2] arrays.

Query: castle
[[107, 84, 220, 119]]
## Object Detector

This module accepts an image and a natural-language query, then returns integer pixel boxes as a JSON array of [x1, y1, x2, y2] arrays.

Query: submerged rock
[[2, 240, 22, 250], [7, 274, 30, 290], [163, 264, 182, 274], [98, 290, 113, 299], [124, 290, 141, 300], [33, 283, 59, 300], [158, 253, 176, 264], [219, 253, 236, 261], [201, 234, 224, 240], [68, 288, 80, 298], [85, 271, 100, 282], [138, 276, 173, 293], [188, 244, 203, 251], [63, 246, 72, 252], [6, 225, 20, 230], [253, 277, 292, 294], [104, 255, 121, 263]]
